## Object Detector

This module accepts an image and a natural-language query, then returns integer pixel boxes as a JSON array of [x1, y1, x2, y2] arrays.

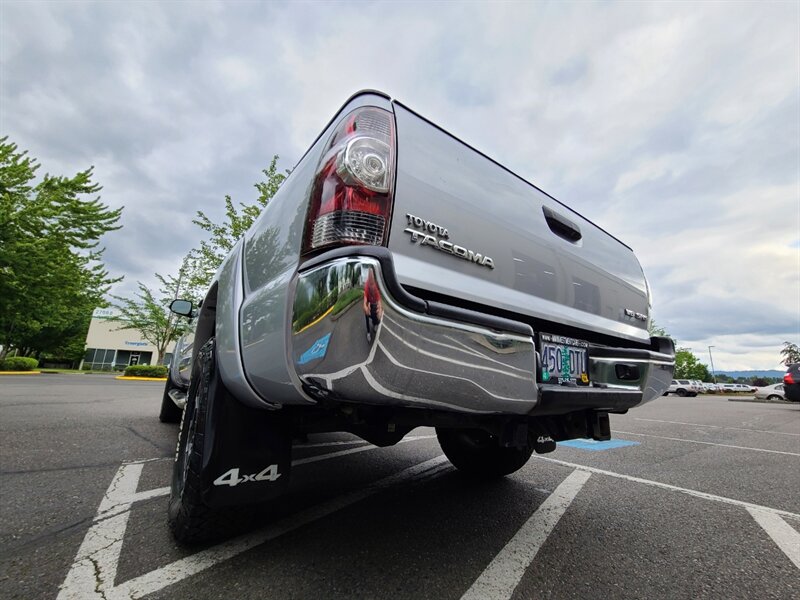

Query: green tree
[[109, 260, 194, 364], [673, 347, 710, 380], [188, 156, 289, 292], [780, 341, 800, 366], [648, 319, 669, 338], [0, 138, 122, 359]]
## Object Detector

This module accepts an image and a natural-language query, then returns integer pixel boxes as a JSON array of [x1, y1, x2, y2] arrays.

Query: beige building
[[81, 308, 173, 370]]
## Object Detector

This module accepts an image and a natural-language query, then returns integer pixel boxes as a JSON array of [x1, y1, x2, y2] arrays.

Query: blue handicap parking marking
[[298, 333, 332, 365], [559, 438, 640, 451]]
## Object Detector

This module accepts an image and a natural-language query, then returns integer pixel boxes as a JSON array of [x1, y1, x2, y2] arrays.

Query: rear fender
[[214, 240, 281, 409]]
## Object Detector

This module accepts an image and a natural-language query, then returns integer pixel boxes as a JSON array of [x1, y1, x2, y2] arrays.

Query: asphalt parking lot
[[1, 375, 798, 599]]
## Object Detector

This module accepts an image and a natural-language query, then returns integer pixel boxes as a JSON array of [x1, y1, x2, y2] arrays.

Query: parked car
[[784, 364, 800, 402], [702, 382, 719, 393], [159, 314, 196, 423], [159, 90, 676, 542], [754, 383, 785, 401], [666, 379, 699, 397], [719, 383, 739, 393]]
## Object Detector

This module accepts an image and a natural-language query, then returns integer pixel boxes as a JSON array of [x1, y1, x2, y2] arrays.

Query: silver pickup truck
[[161, 90, 675, 542]]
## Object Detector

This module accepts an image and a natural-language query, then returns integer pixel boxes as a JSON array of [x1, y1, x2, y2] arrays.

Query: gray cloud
[[550, 57, 589, 87]]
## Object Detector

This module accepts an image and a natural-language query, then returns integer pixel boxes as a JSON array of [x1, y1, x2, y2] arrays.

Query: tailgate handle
[[542, 206, 582, 243]]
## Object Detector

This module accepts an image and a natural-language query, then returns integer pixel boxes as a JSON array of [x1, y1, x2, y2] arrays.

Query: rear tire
[[168, 338, 242, 544], [436, 428, 533, 478], [767, 394, 782, 401], [676, 389, 687, 397], [159, 377, 183, 423]]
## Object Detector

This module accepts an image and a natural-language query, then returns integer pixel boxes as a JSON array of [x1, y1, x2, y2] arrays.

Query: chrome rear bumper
[[289, 254, 674, 415]]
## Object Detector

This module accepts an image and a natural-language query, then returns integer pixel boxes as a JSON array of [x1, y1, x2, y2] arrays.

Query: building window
[[83, 348, 118, 371]]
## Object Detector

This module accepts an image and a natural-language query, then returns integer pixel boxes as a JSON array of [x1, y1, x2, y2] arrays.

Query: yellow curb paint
[[115, 376, 168, 381], [294, 305, 335, 334], [0, 371, 41, 375]]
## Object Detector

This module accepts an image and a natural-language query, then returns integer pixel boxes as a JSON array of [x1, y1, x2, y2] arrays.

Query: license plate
[[539, 333, 590, 385]]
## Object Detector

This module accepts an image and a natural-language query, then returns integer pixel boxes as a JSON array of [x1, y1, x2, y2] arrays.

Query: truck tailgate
[[387, 103, 650, 345]]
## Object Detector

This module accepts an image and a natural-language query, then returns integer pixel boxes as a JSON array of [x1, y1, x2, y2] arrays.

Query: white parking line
[[58, 454, 450, 600], [614, 430, 800, 456], [110, 436, 440, 506], [460, 469, 591, 600], [632, 417, 800, 437], [114, 456, 450, 599], [57, 463, 145, 600], [747, 508, 800, 570], [533, 456, 800, 521]]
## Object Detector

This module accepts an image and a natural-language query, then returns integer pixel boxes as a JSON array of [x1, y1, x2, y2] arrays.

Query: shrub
[[123, 364, 168, 378], [331, 287, 364, 316], [0, 356, 40, 371]]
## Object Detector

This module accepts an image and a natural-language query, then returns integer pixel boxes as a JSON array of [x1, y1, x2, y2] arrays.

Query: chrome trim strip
[[592, 356, 674, 366]]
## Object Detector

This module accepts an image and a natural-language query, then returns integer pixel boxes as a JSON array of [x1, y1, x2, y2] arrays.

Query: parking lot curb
[[114, 376, 168, 382], [0, 371, 41, 375], [727, 396, 792, 405]]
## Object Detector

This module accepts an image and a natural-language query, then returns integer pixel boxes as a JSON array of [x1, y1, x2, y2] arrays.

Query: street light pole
[[708, 345, 717, 384]]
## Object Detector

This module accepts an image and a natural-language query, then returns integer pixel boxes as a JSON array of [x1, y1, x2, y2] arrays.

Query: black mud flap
[[199, 388, 292, 509]]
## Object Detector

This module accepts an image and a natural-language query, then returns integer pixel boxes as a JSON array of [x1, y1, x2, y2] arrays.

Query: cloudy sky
[[2, 1, 798, 371]]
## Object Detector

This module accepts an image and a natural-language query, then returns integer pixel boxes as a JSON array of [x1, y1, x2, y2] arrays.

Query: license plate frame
[[539, 333, 590, 386]]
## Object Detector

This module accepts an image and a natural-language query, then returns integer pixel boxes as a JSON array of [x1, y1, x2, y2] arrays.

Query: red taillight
[[785, 372, 795, 385], [302, 107, 395, 254]]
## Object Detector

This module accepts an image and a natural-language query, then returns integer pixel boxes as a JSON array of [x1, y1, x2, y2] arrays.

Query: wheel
[[159, 376, 183, 423], [676, 388, 687, 397], [436, 428, 533, 478], [767, 394, 782, 401], [168, 338, 241, 543]]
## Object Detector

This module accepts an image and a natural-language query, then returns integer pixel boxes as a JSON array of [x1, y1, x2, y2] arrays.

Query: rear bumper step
[[534, 387, 643, 415]]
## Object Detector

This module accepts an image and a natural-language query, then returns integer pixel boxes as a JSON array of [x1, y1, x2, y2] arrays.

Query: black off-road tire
[[676, 388, 687, 397], [168, 338, 241, 544], [159, 377, 183, 423], [436, 428, 533, 478]]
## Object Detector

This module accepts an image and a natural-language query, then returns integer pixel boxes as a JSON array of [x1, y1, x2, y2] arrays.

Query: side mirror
[[170, 299, 194, 317]]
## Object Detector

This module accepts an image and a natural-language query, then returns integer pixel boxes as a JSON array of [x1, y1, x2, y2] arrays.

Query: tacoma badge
[[404, 213, 495, 269], [623, 308, 648, 322]]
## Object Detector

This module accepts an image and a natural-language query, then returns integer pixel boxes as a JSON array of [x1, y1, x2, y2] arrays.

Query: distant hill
[[716, 370, 784, 378]]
